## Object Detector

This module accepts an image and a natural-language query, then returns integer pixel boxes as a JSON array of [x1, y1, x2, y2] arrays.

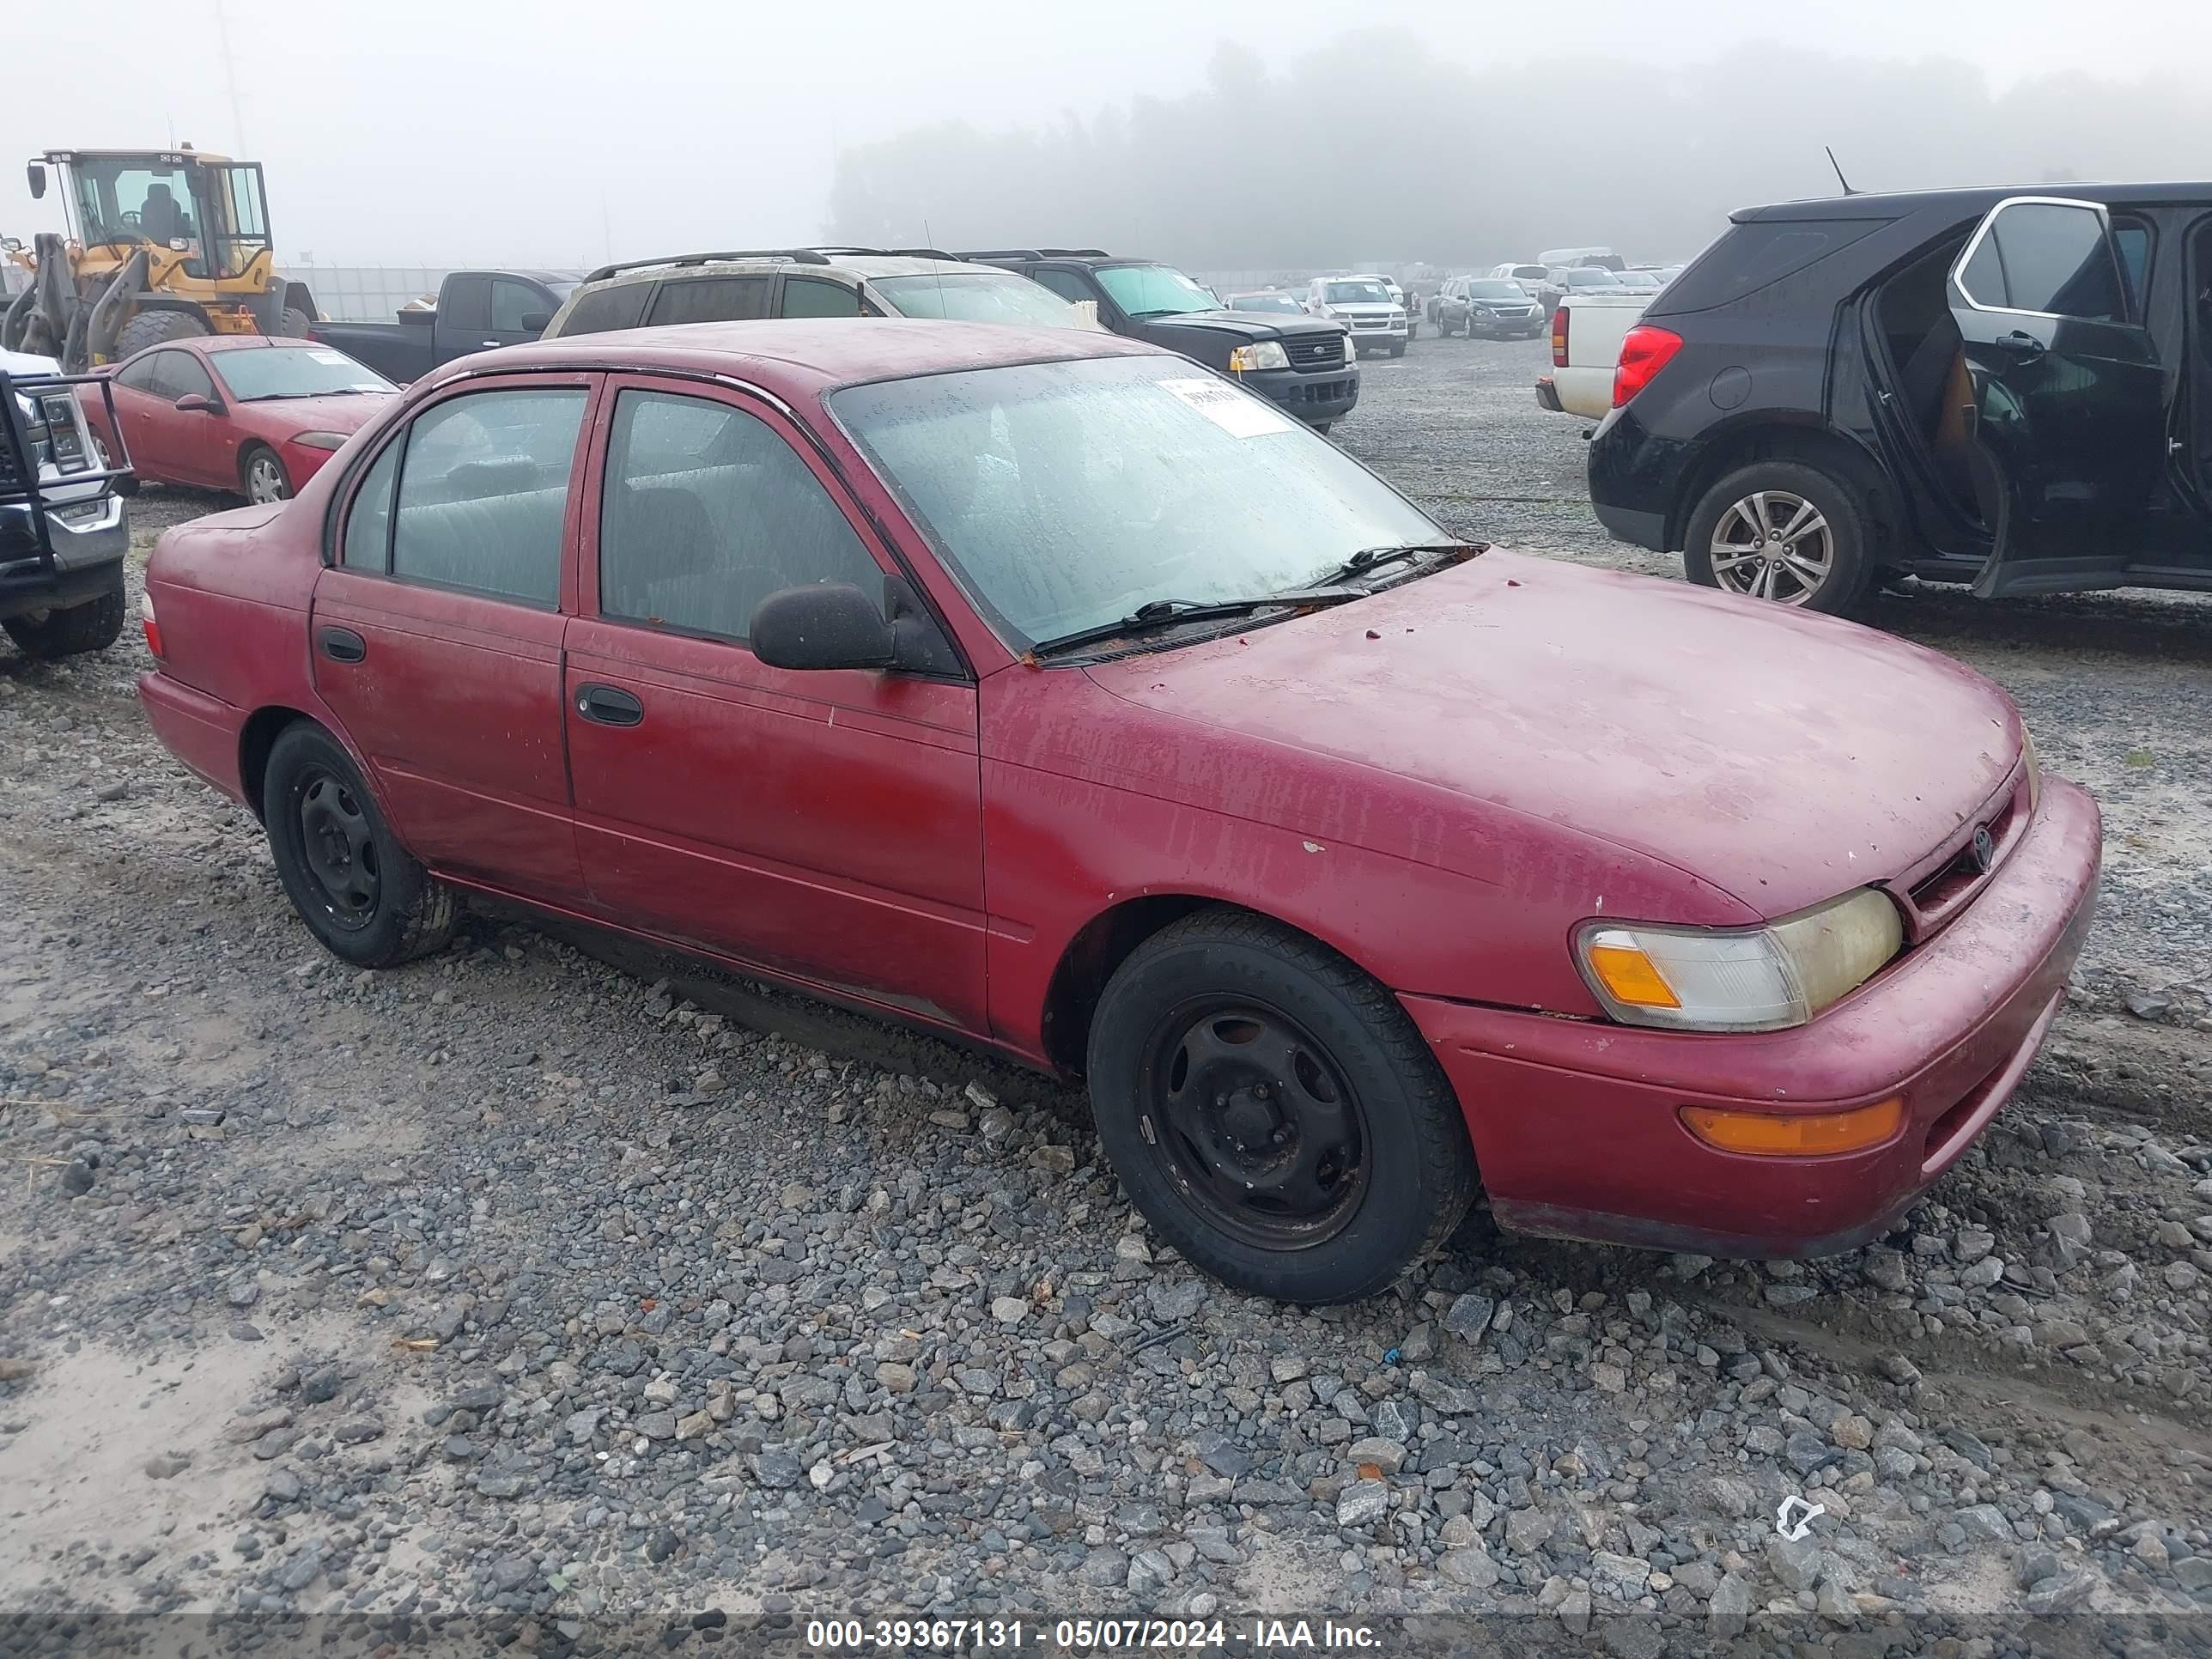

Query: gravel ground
[[2, 346, 2209, 1654]]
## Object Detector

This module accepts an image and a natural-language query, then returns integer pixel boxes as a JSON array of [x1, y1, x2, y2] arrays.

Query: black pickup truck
[[960, 249, 1360, 432], [306, 269, 577, 384]]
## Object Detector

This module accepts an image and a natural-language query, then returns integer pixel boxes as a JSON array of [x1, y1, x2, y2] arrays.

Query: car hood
[[1141, 310, 1344, 344], [1084, 550, 2019, 919], [236, 392, 392, 434]]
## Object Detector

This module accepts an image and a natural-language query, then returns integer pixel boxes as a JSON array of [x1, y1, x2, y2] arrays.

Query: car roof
[[579, 254, 1018, 291], [193, 334, 325, 354], [1740, 181, 2212, 222], [432, 318, 1162, 398]]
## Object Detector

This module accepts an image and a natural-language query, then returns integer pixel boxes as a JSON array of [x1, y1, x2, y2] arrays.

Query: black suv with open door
[[1587, 185, 2212, 614], [959, 250, 1360, 433]]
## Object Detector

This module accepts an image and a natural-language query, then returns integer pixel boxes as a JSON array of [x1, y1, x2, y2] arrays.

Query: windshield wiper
[[1029, 591, 1357, 658], [1318, 541, 1482, 586]]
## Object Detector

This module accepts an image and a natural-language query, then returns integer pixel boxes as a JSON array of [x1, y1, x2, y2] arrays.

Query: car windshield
[[1231, 294, 1303, 313], [216, 345, 394, 401], [832, 354, 1445, 650], [1094, 264, 1218, 318], [1324, 281, 1393, 305], [873, 271, 1084, 328], [1566, 270, 1623, 288], [1466, 281, 1525, 300]]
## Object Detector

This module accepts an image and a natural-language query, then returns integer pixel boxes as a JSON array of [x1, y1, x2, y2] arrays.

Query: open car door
[[1947, 195, 2166, 598]]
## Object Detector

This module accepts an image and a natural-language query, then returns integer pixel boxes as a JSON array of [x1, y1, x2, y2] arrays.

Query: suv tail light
[[141, 588, 163, 659], [1613, 324, 1683, 408], [1550, 307, 1569, 367]]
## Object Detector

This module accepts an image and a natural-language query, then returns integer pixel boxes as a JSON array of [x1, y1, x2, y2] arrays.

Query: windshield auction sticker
[[1160, 377, 1295, 438]]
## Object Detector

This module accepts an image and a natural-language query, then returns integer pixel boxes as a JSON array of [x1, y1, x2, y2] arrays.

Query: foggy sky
[[8, 1, 2212, 273]]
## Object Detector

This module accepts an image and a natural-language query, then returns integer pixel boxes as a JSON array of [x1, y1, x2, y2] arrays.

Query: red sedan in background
[[96, 336, 394, 504]]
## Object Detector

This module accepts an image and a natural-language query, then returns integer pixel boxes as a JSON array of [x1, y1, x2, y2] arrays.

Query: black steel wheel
[[1086, 909, 1476, 1304], [264, 721, 454, 967], [1138, 997, 1369, 1250], [295, 766, 380, 928]]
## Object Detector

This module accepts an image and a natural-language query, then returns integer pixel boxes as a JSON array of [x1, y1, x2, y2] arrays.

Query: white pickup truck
[[1534, 292, 1650, 421]]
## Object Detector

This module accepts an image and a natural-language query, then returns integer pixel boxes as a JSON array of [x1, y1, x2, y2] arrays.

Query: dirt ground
[[2, 337, 2208, 1655]]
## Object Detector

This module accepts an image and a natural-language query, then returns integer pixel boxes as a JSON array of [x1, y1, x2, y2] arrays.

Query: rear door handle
[[1995, 329, 2046, 361], [574, 684, 643, 726], [319, 626, 366, 663]]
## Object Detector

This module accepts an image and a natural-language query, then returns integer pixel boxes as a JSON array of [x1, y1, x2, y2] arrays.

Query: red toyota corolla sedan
[[135, 320, 2101, 1304], [94, 335, 393, 504]]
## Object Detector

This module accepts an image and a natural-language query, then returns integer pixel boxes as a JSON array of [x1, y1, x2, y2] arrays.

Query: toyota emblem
[[1970, 824, 1996, 873]]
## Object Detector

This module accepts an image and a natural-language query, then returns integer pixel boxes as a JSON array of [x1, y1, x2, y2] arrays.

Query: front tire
[[1085, 910, 1476, 1304], [264, 723, 455, 968], [1682, 459, 1872, 615], [3, 579, 126, 659], [1388, 341, 1406, 358], [240, 443, 293, 504]]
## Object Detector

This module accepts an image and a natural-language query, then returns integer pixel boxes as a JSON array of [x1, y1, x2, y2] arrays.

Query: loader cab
[[35, 149, 271, 282]]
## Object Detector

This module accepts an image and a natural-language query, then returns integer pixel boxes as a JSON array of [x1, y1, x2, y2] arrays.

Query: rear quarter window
[[1653, 218, 1890, 313]]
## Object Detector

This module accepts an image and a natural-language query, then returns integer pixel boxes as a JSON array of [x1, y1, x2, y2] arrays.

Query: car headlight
[[1576, 888, 1905, 1033], [292, 430, 348, 451], [1227, 341, 1291, 373]]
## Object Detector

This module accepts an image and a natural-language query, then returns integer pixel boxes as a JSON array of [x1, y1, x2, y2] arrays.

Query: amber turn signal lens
[[1680, 1097, 1905, 1157], [1585, 941, 1680, 1008]]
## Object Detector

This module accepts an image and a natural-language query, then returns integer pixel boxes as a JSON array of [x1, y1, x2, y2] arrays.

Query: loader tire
[[112, 309, 210, 362]]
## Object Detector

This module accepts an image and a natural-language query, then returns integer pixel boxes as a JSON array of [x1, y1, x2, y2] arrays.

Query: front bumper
[[1468, 313, 1545, 337], [1243, 364, 1360, 427], [1402, 777, 2102, 1259], [0, 492, 129, 623]]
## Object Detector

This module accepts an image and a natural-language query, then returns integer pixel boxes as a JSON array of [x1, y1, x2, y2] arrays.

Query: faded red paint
[[136, 319, 2103, 1261]]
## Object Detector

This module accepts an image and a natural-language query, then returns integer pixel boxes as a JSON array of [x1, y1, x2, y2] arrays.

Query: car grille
[[1288, 336, 1345, 369], [1291, 378, 1354, 404], [1352, 317, 1392, 329]]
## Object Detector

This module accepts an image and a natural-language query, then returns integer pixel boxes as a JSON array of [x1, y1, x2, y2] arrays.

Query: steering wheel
[[119, 210, 142, 228]]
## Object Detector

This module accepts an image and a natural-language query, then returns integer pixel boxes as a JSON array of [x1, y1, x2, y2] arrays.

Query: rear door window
[[647, 276, 771, 326], [1956, 198, 2127, 321], [779, 277, 862, 318], [556, 283, 653, 337], [387, 387, 586, 605]]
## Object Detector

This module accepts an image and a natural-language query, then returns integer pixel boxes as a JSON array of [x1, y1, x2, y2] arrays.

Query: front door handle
[[1995, 329, 2046, 361], [319, 626, 366, 663], [574, 684, 643, 727]]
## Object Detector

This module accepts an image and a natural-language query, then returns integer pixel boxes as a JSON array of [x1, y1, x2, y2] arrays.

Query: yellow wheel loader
[[1, 147, 321, 373]]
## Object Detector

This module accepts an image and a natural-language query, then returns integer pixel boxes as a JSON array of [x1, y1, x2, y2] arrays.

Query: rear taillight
[[141, 589, 163, 659], [1613, 324, 1684, 408], [1550, 307, 1569, 367]]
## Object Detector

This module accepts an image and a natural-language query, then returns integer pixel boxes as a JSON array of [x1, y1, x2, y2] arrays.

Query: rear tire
[[1085, 909, 1477, 1304], [112, 308, 210, 360], [1682, 459, 1873, 616], [264, 722, 455, 969], [2, 578, 126, 659]]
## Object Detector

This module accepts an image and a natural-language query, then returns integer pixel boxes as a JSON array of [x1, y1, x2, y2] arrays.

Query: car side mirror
[[520, 311, 551, 333], [173, 392, 218, 414], [26, 162, 46, 201], [750, 582, 896, 672]]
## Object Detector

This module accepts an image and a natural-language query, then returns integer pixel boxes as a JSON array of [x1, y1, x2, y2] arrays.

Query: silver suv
[[542, 247, 1095, 337]]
